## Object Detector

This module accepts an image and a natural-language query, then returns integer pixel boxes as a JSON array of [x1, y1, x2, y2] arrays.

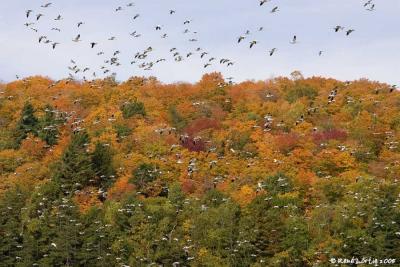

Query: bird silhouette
[[250, 40, 258, 48], [41, 3, 52, 8], [290, 35, 297, 44], [271, 6, 279, 13], [72, 34, 81, 42], [26, 10, 33, 18]]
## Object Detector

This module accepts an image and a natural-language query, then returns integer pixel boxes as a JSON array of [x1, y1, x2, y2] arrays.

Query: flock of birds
[[23, 1, 237, 82], [18, 0, 381, 83]]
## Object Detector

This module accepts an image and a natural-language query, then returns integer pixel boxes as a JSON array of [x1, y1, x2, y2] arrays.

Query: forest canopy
[[0, 73, 399, 266]]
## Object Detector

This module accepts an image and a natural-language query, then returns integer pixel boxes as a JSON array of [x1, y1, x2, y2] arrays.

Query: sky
[[0, 0, 399, 85]]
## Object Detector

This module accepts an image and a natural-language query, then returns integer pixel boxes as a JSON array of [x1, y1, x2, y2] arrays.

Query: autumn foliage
[[1, 73, 400, 266]]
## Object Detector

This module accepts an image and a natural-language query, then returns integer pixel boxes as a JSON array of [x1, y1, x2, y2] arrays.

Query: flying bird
[[269, 48, 277, 56], [26, 10, 33, 18], [334, 25, 344, 32], [271, 6, 279, 13], [250, 40, 258, 48], [90, 42, 97, 48], [364, 0, 373, 7], [366, 4, 375, 11], [77, 22, 84, 27], [36, 14, 44, 20], [346, 29, 355, 36], [290, 35, 297, 44], [41, 3, 52, 8], [39, 36, 46, 43], [52, 42, 59, 49], [72, 34, 81, 42]]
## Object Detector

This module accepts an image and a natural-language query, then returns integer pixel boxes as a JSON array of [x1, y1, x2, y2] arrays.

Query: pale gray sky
[[0, 0, 399, 84]]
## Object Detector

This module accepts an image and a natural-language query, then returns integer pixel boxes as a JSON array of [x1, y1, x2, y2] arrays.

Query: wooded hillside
[[0, 73, 399, 266]]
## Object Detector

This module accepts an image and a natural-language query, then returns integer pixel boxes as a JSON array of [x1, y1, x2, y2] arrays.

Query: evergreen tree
[[0, 186, 28, 266], [53, 131, 95, 192], [38, 104, 60, 146], [121, 99, 146, 118], [21, 181, 62, 266], [14, 102, 39, 147], [92, 142, 116, 189]]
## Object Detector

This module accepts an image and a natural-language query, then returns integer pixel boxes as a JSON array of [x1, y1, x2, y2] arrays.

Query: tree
[[285, 85, 318, 103], [121, 99, 146, 118], [264, 173, 294, 196], [92, 142, 116, 189], [0, 186, 28, 266], [130, 163, 160, 192], [53, 131, 95, 192], [14, 102, 39, 147], [168, 105, 187, 131], [38, 104, 61, 146]]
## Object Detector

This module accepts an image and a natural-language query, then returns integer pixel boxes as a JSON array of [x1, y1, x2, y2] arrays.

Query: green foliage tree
[[264, 173, 294, 196], [53, 131, 95, 192], [38, 104, 61, 146], [121, 99, 146, 118], [285, 85, 318, 103], [14, 102, 39, 147], [130, 163, 160, 191], [92, 142, 116, 189], [0, 186, 28, 265], [168, 105, 187, 131]]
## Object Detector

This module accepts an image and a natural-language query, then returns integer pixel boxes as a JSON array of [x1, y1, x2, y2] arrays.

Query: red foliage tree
[[275, 133, 300, 154], [184, 117, 221, 136], [181, 179, 196, 194], [313, 129, 347, 143], [180, 135, 206, 152]]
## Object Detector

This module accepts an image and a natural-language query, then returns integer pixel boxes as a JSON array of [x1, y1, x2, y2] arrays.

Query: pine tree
[[0, 186, 28, 265], [38, 104, 60, 146], [54, 131, 95, 192], [92, 142, 115, 189], [14, 102, 39, 147]]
